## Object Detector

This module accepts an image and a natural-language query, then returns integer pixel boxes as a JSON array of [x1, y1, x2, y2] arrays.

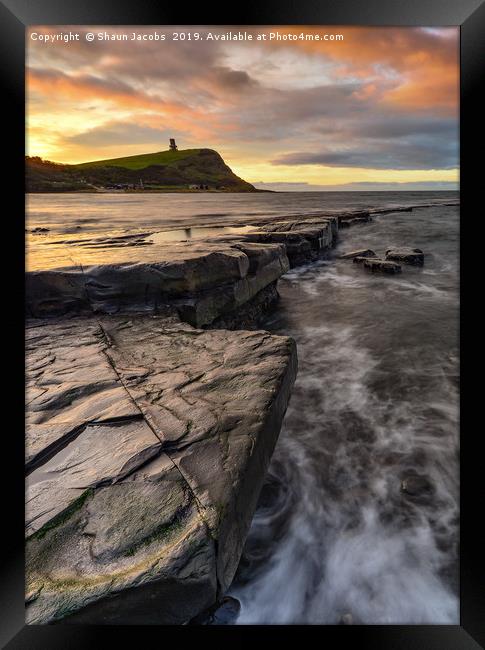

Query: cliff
[[25, 148, 257, 192]]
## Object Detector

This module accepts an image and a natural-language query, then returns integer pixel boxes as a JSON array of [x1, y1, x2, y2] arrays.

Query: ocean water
[[26, 191, 459, 624], [26, 190, 457, 234], [229, 198, 460, 624]]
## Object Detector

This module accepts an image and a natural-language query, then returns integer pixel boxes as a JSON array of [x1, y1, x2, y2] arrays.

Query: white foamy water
[[230, 200, 459, 624]]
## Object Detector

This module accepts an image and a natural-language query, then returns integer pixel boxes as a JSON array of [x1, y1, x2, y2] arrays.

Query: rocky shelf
[[26, 217, 337, 324], [26, 315, 297, 624], [25, 206, 426, 624], [25, 215, 338, 624]]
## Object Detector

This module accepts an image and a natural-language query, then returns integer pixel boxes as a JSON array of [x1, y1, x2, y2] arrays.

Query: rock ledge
[[26, 315, 297, 624]]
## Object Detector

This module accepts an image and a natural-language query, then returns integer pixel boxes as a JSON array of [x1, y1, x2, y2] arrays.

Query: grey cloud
[[65, 122, 173, 147], [211, 66, 258, 90], [272, 136, 458, 170], [29, 27, 222, 84], [343, 116, 457, 139], [215, 83, 363, 142]]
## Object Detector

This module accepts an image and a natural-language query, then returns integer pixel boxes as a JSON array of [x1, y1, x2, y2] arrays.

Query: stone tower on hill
[[169, 138, 177, 151]]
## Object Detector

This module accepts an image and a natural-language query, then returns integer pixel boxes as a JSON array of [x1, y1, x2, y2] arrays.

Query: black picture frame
[[2, 0, 483, 647]]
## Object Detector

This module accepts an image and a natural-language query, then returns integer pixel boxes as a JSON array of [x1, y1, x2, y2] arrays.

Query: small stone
[[340, 613, 353, 625], [340, 249, 376, 260], [211, 597, 241, 625], [401, 474, 434, 497], [385, 247, 424, 265], [355, 257, 401, 274]]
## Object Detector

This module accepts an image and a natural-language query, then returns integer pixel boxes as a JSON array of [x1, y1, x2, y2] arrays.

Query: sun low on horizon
[[26, 26, 459, 190]]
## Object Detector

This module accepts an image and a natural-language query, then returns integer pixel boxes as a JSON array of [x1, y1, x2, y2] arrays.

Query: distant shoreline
[[27, 188, 274, 194], [26, 188, 458, 195]]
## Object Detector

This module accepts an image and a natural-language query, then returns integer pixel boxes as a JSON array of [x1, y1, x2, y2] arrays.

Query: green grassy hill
[[74, 148, 202, 171], [26, 148, 257, 192]]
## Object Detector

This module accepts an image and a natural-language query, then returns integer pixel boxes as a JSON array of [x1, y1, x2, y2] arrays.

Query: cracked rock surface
[[244, 217, 336, 267], [24, 217, 334, 624], [26, 240, 290, 326], [25, 314, 297, 624]]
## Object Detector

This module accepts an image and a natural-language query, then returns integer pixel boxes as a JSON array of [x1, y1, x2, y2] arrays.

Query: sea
[[26, 191, 460, 624]]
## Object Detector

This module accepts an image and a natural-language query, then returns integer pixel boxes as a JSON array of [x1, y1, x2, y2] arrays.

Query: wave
[[231, 320, 459, 624]]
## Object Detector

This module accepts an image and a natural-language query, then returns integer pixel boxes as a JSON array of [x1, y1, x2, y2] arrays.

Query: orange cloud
[[26, 68, 229, 141], [28, 68, 180, 113], [262, 27, 458, 114], [26, 26, 459, 180]]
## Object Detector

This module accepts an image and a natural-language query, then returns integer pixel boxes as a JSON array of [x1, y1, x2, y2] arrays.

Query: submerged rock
[[338, 212, 373, 228], [385, 247, 424, 266], [354, 257, 402, 274], [352, 256, 370, 264], [339, 613, 354, 625], [340, 249, 376, 260], [351, 217, 373, 225], [400, 474, 434, 498], [189, 596, 241, 625], [25, 315, 297, 624]]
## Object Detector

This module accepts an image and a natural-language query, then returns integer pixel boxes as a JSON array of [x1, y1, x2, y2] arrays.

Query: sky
[[26, 26, 459, 191]]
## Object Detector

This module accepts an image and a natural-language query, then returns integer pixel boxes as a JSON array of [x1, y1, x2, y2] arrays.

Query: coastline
[[25, 199, 457, 624], [27, 187, 273, 194]]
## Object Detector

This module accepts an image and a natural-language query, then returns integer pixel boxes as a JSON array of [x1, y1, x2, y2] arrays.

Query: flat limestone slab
[[26, 240, 289, 326], [244, 218, 337, 266], [26, 420, 162, 536], [26, 319, 140, 469], [26, 218, 339, 322], [252, 215, 338, 239], [26, 315, 297, 624]]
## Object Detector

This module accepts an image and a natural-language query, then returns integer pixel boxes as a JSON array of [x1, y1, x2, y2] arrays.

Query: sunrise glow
[[27, 26, 459, 189]]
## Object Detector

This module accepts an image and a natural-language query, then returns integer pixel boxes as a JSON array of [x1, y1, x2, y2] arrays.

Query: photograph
[[0, 0, 481, 644], [24, 24, 460, 626]]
